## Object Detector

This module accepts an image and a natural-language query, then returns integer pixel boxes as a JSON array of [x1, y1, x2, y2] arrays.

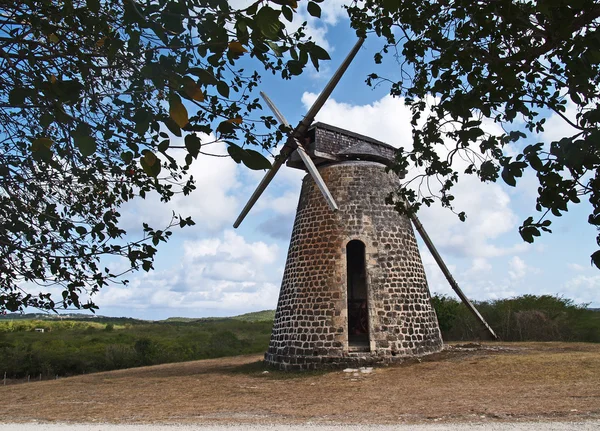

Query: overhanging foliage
[[348, 0, 600, 267], [0, 0, 328, 312]]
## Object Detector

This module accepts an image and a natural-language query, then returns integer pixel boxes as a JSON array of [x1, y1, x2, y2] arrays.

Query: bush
[[431, 294, 600, 342], [0, 317, 272, 378]]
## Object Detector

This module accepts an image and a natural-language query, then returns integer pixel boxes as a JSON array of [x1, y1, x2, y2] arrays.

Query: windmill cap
[[287, 122, 398, 169]]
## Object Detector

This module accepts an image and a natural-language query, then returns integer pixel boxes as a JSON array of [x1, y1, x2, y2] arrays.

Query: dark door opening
[[347, 240, 369, 348]]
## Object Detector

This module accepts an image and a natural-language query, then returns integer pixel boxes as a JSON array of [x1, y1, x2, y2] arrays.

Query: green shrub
[[0, 317, 273, 378], [431, 293, 600, 342]]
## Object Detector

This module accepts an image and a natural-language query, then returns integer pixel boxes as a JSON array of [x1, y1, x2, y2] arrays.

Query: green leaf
[[163, 118, 182, 137], [310, 44, 330, 60], [121, 151, 134, 163], [40, 113, 53, 128], [157, 140, 170, 153], [31, 137, 53, 150], [150, 22, 168, 45], [76, 135, 97, 157], [591, 250, 600, 270], [382, 0, 401, 12], [281, 5, 293, 22], [31, 137, 53, 162], [216, 81, 230, 98], [501, 166, 516, 187], [72, 124, 97, 157], [142, 150, 157, 167], [241, 149, 272, 170], [520, 226, 538, 243], [184, 134, 201, 158], [140, 153, 161, 177], [227, 143, 244, 163], [226, 143, 271, 170], [307, 2, 321, 18], [267, 41, 284, 57], [255, 6, 281, 39], [287, 60, 303, 76], [133, 108, 151, 136], [217, 120, 236, 136]]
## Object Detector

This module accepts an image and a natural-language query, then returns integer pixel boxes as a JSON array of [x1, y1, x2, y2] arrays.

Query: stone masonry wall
[[264, 161, 443, 370], [310, 124, 396, 161]]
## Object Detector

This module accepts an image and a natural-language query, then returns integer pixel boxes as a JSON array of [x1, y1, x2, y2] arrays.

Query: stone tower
[[264, 123, 443, 370]]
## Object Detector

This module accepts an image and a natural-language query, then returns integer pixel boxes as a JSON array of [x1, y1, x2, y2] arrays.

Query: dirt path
[[1, 423, 600, 431], [1, 343, 599, 425]]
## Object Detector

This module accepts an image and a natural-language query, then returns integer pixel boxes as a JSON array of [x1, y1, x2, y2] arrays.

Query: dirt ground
[[1, 342, 600, 425]]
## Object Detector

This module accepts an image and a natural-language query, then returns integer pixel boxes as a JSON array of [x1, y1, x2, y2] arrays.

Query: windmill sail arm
[[409, 213, 499, 340], [260, 91, 338, 212], [233, 38, 364, 228], [293, 138, 338, 211], [232, 146, 294, 229], [294, 37, 365, 138]]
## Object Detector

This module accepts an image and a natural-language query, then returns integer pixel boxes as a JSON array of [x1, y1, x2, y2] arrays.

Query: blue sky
[[64, 2, 600, 319]]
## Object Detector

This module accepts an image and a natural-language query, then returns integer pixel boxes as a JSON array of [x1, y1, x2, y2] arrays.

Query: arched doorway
[[346, 240, 369, 349]]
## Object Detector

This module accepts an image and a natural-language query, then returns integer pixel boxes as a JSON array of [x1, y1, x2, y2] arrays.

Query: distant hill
[[162, 317, 204, 322], [1, 310, 277, 323], [231, 310, 276, 322], [0, 313, 148, 324]]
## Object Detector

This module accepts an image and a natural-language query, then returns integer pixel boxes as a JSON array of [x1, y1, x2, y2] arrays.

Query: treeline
[[0, 318, 272, 379], [432, 294, 600, 342]]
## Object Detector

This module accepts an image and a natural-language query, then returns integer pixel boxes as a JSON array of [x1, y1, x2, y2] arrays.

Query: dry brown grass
[[1, 342, 599, 425]]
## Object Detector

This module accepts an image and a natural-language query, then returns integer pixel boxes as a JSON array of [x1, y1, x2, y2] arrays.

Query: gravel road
[[1, 422, 599, 431]]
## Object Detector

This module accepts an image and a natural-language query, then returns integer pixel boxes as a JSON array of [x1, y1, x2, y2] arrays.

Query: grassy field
[[1, 294, 598, 380], [1, 342, 599, 424], [0, 311, 273, 379]]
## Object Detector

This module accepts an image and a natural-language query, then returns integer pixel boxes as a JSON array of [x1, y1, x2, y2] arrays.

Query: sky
[[69, 3, 600, 319]]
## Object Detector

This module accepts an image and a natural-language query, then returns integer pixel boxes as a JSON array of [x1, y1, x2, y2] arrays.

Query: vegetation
[[431, 294, 600, 342], [347, 0, 600, 267], [231, 309, 276, 322], [0, 315, 272, 379], [1, 295, 598, 379], [0, 0, 327, 312]]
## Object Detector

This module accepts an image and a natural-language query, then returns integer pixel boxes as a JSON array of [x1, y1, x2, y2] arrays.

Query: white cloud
[[422, 252, 518, 303], [255, 189, 299, 215], [467, 257, 493, 274], [96, 230, 282, 315], [568, 263, 587, 272], [301, 92, 413, 146], [294, 0, 348, 52], [508, 256, 528, 280], [119, 138, 241, 235], [185, 230, 279, 266], [561, 274, 600, 306], [313, 0, 348, 26]]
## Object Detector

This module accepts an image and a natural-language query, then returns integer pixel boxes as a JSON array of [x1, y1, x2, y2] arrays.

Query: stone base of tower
[[264, 341, 443, 371]]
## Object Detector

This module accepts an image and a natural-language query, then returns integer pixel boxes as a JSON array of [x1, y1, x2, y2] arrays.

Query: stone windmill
[[234, 39, 497, 370]]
